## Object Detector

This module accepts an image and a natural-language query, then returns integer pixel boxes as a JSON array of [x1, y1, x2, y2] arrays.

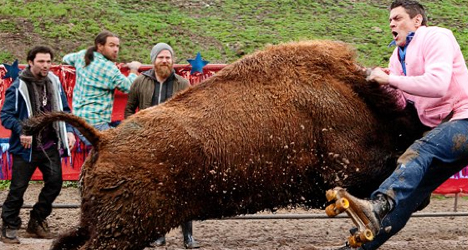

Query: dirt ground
[[0, 183, 467, 250]]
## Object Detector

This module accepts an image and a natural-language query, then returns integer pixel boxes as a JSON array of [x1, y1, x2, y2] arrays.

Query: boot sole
[[185, 243, 201, 249], [325, 187, 379, 247], [149, 242, 166, 247], [26, 230, 55, 239], [1, 237, 21, 244]]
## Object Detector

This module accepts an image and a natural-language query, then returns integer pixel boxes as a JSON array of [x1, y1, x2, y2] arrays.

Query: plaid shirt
[[63, 50, 136, 125]]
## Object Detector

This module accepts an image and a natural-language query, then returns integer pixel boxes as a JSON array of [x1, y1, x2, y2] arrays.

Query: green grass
[[62, 181, 79, 188], [431, 194, 448, 200], [0, 180, 9, 190], [0, 181, 79, 190], [0, 0, 467, 66], [432, 194, 468, 200]]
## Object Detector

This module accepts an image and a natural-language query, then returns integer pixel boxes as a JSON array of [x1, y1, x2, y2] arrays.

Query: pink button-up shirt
[[388, 26, 468, 128]]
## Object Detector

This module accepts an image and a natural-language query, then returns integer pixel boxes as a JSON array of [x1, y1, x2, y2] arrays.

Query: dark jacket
[[124, 69, 190, 118], [0, 72, 73, 161]]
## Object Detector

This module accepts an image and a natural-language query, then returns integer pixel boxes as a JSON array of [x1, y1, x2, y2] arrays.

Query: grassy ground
[[0, 0, 467, 66], [0, 180, 78, 190]]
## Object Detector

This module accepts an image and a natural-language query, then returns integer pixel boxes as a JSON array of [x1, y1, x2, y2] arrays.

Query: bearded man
[[124, 43, 190, 119], [123, 43, 197, 249]]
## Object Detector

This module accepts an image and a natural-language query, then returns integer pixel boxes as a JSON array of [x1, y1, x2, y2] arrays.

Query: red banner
[[0, 63, 467, 195], [0, 63, 223, 181], [433, 168, 468, 194]]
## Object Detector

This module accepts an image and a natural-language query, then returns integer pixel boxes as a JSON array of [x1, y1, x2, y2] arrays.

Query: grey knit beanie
[[150, 43, 174, 63]]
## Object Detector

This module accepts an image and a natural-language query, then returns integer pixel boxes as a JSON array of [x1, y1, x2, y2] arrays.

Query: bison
[[23, 40, 426, 250]]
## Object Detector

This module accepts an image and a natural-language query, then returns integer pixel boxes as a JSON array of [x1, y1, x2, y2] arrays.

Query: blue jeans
[[363, 119, 468, 250], [74, 122, 112, 146]]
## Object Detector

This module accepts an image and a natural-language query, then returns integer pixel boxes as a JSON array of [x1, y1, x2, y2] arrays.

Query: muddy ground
[[0, 183, 467, 250]]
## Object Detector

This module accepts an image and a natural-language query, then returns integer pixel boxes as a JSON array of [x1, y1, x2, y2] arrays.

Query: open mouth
[[392, 31, 399, 40]]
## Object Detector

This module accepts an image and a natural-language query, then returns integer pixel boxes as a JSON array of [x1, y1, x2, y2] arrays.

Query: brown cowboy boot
[[343, 192, 393, 236], [26, 215, 54, 239]]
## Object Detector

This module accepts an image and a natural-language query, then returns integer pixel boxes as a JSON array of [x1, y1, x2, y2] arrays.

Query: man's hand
[[126, 61, 142, 74], [67, 132, 76, 150], [20, 135, 32, 149], [366, 67, 390, 85]]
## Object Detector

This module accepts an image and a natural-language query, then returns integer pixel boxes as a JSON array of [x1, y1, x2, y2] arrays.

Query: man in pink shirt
[[334, 1, 468, 249]]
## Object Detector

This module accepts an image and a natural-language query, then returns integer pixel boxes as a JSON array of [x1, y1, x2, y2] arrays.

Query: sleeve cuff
[[388, 75, 400, 89]]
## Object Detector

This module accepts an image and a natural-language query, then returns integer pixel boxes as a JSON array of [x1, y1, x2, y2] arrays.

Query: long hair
[[84, 30, 118, 67]]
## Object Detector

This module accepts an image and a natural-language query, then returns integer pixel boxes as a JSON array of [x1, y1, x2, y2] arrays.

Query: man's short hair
[[27, 46, 54, 62], [391, 0, 428, 25]]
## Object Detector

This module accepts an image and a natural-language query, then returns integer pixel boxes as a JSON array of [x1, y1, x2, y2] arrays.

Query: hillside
[[0, 0, 467, 66]]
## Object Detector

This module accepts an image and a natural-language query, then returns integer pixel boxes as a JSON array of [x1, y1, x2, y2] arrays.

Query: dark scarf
[[388, 31, 415, 76], [20, 67, 55, 115], [19, 67, 58, 150]]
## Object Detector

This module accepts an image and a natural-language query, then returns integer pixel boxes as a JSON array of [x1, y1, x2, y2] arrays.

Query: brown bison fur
[[23, 40, 426, 250]]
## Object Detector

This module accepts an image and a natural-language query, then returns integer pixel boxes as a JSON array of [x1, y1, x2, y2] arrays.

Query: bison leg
[[50, 226, 89, 250]]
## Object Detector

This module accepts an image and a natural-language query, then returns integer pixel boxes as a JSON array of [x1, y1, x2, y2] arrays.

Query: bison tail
[[22, 111, 101, 147], [49, 226, 89, 250]]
